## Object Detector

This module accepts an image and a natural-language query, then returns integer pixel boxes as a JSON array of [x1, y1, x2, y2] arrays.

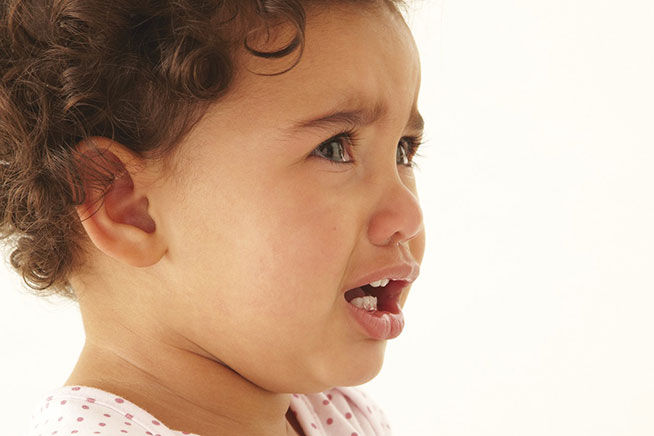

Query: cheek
[[249, 203, 353, 317], [176, 162, 358, 320]]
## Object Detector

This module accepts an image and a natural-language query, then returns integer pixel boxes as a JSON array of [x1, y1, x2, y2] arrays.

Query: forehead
[[223, 3, 421, 129]]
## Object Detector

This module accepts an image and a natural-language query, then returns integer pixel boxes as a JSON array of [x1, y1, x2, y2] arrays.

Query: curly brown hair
[[0, 0, 406, 301]]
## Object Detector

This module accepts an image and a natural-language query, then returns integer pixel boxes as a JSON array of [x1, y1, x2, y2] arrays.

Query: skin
[[65, 3, 426, 436]]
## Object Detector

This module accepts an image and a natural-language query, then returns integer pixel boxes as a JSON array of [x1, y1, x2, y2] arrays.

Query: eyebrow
[[287, 101, 425, 135]]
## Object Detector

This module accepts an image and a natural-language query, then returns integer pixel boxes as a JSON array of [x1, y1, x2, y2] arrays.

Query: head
[[1, 0, 426, 393]]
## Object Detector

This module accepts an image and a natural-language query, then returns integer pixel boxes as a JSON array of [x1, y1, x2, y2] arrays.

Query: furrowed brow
[[282, 96, 425, 139], [288, 100, 388, 134]]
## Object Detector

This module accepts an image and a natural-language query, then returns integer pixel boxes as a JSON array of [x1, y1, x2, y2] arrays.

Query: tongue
[[344, 287, 366, 302]]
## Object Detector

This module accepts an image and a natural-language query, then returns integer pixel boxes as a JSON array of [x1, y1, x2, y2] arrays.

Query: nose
[[366, 171, 424, 248]]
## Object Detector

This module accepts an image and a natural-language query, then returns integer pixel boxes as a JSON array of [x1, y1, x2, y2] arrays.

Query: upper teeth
[[368, 278, 390, 287]]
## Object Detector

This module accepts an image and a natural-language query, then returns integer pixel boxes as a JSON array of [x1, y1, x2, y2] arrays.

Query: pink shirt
[[28, 385, 394, 435]]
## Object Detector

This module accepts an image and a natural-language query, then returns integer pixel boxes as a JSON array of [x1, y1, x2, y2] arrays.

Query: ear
[[74, 137, 167, 268]]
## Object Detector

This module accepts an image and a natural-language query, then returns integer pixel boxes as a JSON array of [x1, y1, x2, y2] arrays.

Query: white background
[[2, 0, 653, 435]]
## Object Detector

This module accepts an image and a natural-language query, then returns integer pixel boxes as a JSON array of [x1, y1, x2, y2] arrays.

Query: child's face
[[109, 3, 424, 393]]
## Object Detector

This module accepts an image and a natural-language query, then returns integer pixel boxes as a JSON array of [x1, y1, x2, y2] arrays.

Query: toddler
[[0, 0, 426, 434]]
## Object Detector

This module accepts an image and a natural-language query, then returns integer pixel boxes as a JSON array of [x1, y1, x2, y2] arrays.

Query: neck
[[65, 328, 297, 436]]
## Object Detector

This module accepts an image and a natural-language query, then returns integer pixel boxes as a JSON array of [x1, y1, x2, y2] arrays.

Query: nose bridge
[[366, 167, 424, 246]]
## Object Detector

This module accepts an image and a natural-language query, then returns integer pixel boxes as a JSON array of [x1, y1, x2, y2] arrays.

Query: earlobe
[[74, 138, 167, 268]]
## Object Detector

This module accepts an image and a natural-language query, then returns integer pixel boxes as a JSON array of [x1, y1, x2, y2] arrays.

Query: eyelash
[[312, 129, 425, 169]]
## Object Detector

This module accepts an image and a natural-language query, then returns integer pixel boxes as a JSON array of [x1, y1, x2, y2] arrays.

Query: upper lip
[[343, 261, 420, 291]]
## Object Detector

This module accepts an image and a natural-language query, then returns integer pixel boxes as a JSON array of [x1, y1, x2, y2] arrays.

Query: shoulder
[[27, 385, 185, 436], [290, 386, 393, 435]]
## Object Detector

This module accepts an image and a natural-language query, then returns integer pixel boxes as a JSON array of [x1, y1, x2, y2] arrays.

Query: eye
[[397, 136, 423, 168], [310, 130, 424, 168], [310, 132, 355, 165]]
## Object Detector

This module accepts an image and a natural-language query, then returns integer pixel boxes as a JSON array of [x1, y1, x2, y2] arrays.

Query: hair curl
[[0, 0, 406, 301]]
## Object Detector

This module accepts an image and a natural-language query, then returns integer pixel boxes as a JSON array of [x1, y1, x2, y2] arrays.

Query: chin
[[295, 367, 383, 394], [340, 365, 383, 386], [282, 339, 388, 393], [319, 344, 387, 389]]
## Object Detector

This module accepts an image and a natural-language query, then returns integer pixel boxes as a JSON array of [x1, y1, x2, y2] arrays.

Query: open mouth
[[343, 280, 406, 314]]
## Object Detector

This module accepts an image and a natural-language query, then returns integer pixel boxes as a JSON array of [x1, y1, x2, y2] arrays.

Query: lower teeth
[[349, 295, 378, 311]]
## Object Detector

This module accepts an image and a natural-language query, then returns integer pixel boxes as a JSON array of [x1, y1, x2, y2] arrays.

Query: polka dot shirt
[[28, 385, 393, 435]]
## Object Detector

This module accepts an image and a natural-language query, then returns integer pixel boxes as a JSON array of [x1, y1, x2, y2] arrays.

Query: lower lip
[[345, 298, 405, 340]]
